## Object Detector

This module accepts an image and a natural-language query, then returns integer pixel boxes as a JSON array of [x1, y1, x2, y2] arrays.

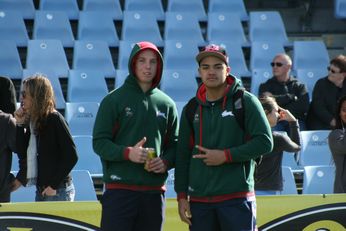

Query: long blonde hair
[[23, 74, 56, 132]]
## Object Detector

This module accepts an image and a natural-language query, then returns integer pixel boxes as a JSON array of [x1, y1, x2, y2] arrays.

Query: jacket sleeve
[[226, 93, 273, 162], [328, 129, 346, 155], [174, 106, 193, 199]]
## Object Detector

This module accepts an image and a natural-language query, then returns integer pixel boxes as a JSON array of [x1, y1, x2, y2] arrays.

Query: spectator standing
[[175, 44, 273, 231], [259, 54, 309, 132], [93, 41, 179, 231], [15, 75, 78, 202]]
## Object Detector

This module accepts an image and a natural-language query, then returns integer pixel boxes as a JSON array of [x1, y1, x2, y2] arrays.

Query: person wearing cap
[[174, 44, 273, 230], [93, 41, 179, 231], [258, 54, 309, 133]]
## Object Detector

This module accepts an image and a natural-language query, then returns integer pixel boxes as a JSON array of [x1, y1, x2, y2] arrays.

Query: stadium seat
[[115, 69, 129, 88], [160, 69, 198, 102], [167, 0, 207, 21], [207, 13, 249, 47], [82, 0, 123, 20], [0, 40, 23, 79], [73, 135, 103, 175], [39, 0, 79, 20], [26, 39, 70, 78], [121, 11, 163, 46], [124, 0, 165, 20], [292, 41, 330, 72], [210, 41, 250, 77], [78, 11, 119, 47], [165, 169, 176, 198], [0, 11, 29, 47], [282, 151, 299, 170], [298, 130, 334, 167], [117, 40, 136, 70], [250, 41, 285, 70], [33, 11, 74, 47], [65, 102, 99, 136], [164, 12, 205, 46], [249, 11, 291, 47], [11, 170, 98, 202], [296, 68, 328, 99], [0, 0, 35, 19], [335, 0, 346, 19], [73, 40, 116, 78], [208, 0, 249, 21], [175, 101, 187, 119], [281, 166, 298, 194], [67, 70, 108, 103], [250, 69, 272, 96], [163, 40, 200, 71], [302, 165, 335, 194], [22, 69, 66, 110]]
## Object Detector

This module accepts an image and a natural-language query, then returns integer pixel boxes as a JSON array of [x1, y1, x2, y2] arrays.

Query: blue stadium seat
[[115, 69, 129, 88], [175, 101, 187, 119], [11, 170, 98, 201], [302, 165, 335, 194], [165, 169, 176, 198], [163, 40, 200, 71], [207, 13, 249, 47], [282, 151, 299, 170], [167, 0, 207, 21], [249, 11, 291, 47], [78, 11, 119, 47], [65, 102, 99, 136], [33, 11, 74, 47], [121, 11, 163, 46], [335, 0, 346, 19], [281, 166, 298, 194], [160, 69, 198, 102], [250, 69, 272, 96], [67, 70, 108, 103], [292, 41, 330, 72], [0, 0, 35, 19], [296, 68, 328, 99], [73, 40, 116, 78], [22, 69, 66, 109], [39, 0, 79, 20], [117, 40, 136, 70], [124, 0, 165, 20], [298, 130, 334, 167], [0, 11, 29, 47], [0, 40, 23, 79], [73, 135, 103, 175], [250, 42, 285, 70], [208, 0, 249, 21], [164, 12, 205, 46], [26, 39, 70, 78], [82, 0, 123, 20], [210, 41, 250, 77]]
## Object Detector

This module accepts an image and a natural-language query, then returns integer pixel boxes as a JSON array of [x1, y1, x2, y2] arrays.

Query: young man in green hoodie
[[93, 41, 179, 231], [174, 44, 273, 230]]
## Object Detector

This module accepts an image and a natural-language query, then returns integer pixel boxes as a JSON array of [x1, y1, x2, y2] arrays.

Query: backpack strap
[[232, 88, 245, 131]]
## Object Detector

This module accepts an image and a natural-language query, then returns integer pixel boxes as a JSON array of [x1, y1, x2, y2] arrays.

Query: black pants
[[0, 188, 10, 203]]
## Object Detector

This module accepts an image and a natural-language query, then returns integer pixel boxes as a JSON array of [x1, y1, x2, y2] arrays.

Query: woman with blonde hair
[[15, 74, 78, 201]]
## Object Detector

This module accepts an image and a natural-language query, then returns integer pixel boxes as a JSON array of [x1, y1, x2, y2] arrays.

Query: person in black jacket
[[255, 96, 301, 195], [0, 76, 17, 115], [307, 55, 346, 130], [259, 54, 309, 132], [15, 75, 78, 201]]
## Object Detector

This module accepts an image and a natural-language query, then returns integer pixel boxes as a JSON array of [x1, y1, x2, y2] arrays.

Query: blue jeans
[[100, 189, 165, 231], [35, 183, 75, 201], [189, 198, 257, 231]]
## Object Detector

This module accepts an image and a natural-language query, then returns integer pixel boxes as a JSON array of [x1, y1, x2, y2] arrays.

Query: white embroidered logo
[[221, 110, 234, 117], [110, 175, 122, 180], [125, 107, 133, 117]]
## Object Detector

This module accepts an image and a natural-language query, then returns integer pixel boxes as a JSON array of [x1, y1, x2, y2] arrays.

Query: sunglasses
[[270, 62, 285, 67], [327, 66, 340, 74]]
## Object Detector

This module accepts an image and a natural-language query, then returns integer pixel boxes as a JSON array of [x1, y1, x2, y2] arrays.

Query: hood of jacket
[[127, 41, 163, 90]]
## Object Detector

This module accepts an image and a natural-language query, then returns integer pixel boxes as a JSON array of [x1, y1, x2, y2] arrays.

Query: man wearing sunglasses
[[259, 54, 309, 133], [307, 54, 346, 130]]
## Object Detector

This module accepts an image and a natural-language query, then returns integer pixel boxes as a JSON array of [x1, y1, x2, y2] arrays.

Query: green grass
[[164, 199, 189, 231]]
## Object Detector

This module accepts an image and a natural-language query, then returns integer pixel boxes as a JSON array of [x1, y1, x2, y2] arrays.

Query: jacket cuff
[[224, 149, 232, 163], [124, 147, 131, 160], [177, 192, 187, 201]]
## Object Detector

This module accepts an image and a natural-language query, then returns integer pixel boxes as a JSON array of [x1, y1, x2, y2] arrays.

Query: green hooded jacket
[[93, 42, 179, 191], [175, 75, 273, 202]]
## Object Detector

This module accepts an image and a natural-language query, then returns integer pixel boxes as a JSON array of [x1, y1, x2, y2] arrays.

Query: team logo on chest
[[221, 110, 234, 117], [125, 107, 133, 117]]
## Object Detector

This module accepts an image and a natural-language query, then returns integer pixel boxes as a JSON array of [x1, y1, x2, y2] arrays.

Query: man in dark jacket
[[0, 76, 17, 115], [175, 44, 273, 230], [259, 54, 309, 132]]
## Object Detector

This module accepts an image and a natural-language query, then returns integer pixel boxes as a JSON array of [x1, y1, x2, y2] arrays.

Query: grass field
[[164, 199, 188, 231]]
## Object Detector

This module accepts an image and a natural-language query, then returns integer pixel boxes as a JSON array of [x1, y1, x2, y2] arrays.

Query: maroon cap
[[196, 44, 228, 65]]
